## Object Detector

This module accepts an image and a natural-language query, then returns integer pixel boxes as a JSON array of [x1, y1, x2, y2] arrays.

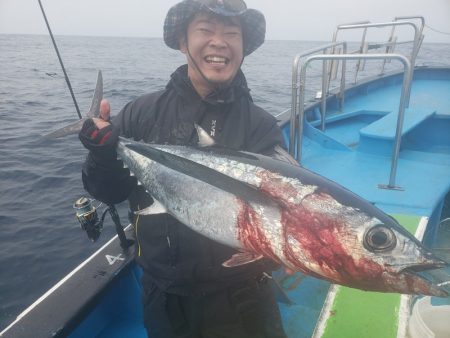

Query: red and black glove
[[79, 118, 119, 162], [79, 118, 136, 205]]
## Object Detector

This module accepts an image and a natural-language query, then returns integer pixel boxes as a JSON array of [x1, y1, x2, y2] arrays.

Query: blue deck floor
[[282, 67, 450, 217]]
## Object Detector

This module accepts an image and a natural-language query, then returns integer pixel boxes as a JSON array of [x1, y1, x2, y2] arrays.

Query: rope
[[425, 23, 450, 36]]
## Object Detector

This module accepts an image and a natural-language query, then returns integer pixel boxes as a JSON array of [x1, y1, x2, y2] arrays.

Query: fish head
[[284, 190, 448, 296], [351, 215, 447, 296]]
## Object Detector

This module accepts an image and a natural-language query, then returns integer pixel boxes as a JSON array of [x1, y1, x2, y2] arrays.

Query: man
[[79, 1, 288, 337]]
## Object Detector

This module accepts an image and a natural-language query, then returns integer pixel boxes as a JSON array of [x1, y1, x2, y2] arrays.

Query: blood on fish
[[236, 199, 280, 263], [258, 172, 385, 286], [287, 196, 384, 284]]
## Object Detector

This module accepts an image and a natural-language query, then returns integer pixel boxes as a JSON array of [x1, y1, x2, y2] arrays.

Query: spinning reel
[[73, 197, 133, 250]]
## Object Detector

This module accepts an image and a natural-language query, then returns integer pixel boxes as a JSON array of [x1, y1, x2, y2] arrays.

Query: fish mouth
[[403, 261, 447, 273], [399, 256, 449, 297]]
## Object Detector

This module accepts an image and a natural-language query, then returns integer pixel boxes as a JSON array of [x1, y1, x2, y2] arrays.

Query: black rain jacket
[[82, 65, 286, 295]]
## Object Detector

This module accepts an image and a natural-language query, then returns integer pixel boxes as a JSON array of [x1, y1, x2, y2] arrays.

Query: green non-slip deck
[[319, 214, 422, 338]]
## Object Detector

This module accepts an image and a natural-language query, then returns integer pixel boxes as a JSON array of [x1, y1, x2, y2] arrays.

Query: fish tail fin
[[42, 118, 86, 139], [43, 70, 103, 139]]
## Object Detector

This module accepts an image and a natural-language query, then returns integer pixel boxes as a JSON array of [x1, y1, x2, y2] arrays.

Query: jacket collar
[[167, 64, 252, 105]]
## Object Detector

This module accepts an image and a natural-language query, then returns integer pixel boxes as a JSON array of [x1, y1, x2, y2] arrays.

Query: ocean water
[[0, 34, 449, 330]]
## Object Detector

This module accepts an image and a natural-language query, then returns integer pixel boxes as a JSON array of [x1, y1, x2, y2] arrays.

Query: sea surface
[[1, 34, 449, 330]]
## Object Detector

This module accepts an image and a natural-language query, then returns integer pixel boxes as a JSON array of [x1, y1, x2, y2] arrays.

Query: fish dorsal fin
[[222, 252, 264, 268], [134, 198, 167, 216], [194, 123, 215, 147]]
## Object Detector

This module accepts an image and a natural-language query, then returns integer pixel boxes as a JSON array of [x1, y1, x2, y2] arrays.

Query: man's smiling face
[[180, 13, 244, 96]]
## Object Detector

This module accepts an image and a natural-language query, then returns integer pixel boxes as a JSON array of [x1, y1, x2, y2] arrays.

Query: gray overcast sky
[[1, 0, 449, 43]]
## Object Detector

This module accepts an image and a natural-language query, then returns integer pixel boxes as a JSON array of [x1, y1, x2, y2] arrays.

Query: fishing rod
[[37, 0, 81, 119], [38, 0, 132, 250]]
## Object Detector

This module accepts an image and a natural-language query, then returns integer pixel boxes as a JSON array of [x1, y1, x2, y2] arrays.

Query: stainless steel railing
[[289, 53, 412, 189], [379, 16, 425, 74], [332, 20, 420, 89], [290, 41, 348, 144]]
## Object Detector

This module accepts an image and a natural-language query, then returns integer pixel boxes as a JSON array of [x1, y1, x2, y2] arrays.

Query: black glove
[[79, 118, 136, 205], [79, 118, 119, 163]]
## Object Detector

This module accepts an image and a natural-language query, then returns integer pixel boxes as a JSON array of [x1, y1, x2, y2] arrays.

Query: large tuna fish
[[118, 133, 447, 297]]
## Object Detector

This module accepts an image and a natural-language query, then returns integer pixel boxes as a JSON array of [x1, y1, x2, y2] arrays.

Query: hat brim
[[163, 1, 266, 56]]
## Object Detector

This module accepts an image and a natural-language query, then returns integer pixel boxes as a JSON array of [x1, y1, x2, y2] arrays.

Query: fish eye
[[364, 225, 397, 252]]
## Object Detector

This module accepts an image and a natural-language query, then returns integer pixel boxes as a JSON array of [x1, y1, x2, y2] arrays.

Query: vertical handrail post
[[386, 56, 412, 188], [354, 27, 368, 83], [338, 43, 348, 110], [296, 63, 308, 161], [289, 55, 301, 157], [320, 48, 328, 131]]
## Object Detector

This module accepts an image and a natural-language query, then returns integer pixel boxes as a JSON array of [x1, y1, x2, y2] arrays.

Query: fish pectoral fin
[[134, 199, 167, 215], [222, 252, 264, 268]]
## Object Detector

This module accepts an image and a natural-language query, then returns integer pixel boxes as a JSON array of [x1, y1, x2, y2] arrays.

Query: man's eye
[[198, 28, 212, 33], [225, 30, 240, 36]]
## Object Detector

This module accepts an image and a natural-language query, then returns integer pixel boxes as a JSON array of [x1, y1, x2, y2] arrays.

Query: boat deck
[[280, 67, 450, 217]]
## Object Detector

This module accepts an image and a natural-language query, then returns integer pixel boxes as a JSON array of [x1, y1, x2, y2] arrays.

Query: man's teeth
[[206, 56, 228, 64]]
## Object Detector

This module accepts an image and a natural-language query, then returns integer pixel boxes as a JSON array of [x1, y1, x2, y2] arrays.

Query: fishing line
[[424, 24, 450, 36], [37, 0, 82, 119]]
